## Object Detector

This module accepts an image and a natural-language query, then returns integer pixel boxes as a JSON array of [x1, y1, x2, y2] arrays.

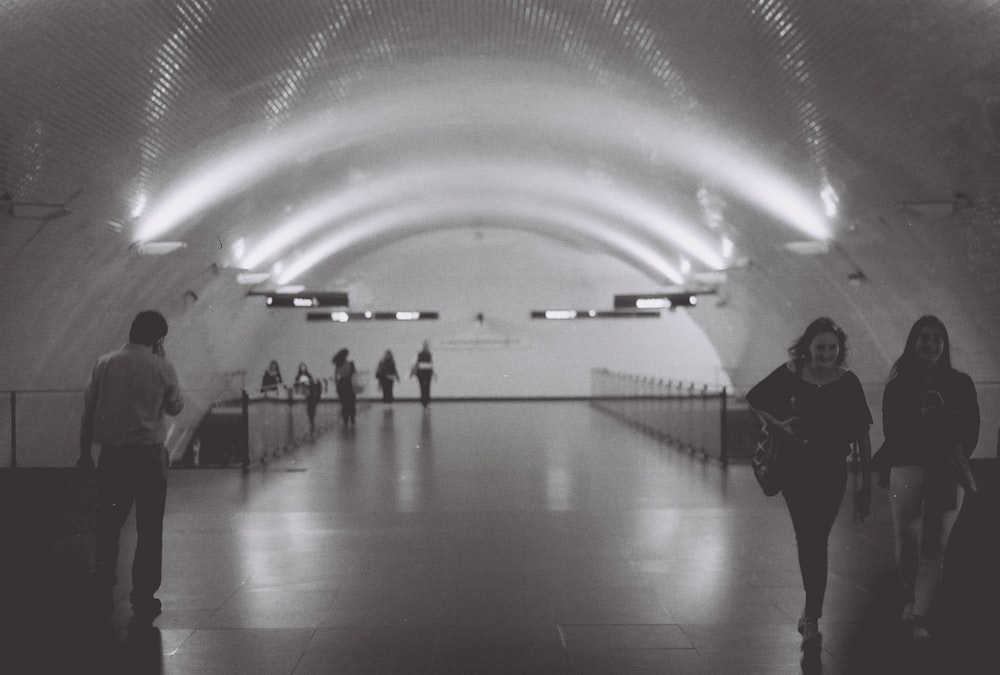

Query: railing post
[[241, 390, 250, 470], [719, 387, 728, 465], [10, 391, 16, 469]]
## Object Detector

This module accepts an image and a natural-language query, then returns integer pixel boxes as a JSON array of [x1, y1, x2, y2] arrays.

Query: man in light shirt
[[79, 310, 183, 624]]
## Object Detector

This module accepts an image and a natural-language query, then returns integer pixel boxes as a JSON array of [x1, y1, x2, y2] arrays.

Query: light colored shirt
[[80, 342, 184, 449]]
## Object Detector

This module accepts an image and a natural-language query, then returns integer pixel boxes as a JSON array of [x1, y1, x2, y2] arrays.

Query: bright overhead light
[[783, 241, 830, 255], [236, 272, 271, 285], [544, 310, 577, 320], [636, 298, 669, 309], [131, 241, 187, 255], [820, 183, 839, 218]]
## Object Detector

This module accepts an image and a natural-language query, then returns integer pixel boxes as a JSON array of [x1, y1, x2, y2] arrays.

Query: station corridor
[[3, 401, 996, 674]]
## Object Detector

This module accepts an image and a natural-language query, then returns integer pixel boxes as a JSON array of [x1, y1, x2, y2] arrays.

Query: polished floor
[[2, 401, 997, 674]]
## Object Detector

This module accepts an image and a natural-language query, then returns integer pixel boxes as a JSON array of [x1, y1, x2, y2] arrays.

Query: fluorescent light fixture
[[820, 184, 839, 218], [306, 311, 439, 322], [236, 272, 271, 285], [783, 241, 831, 255], [264, 291, 348, 308], [615, 292, 706, 309], [132, 241, 187, 255], [531, 309, 659, 319], [274, 285, 305, 294]]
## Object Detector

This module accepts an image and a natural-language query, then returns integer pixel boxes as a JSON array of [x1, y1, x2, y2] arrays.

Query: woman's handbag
[[944, 443, 978, 497], [351, 370, 365, 394], [751, 421, 783, 496]]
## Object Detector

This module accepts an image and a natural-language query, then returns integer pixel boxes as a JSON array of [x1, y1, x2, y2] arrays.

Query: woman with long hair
[[261, 360, 282, 397], [877, 315, 979, 639], [746, 317, 873, 653]]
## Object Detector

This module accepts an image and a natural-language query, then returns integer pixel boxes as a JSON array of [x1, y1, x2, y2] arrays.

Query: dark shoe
[[798, 615, 821, 651]]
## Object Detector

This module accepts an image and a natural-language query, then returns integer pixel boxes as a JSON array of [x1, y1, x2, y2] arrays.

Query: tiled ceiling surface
[[2, 0, 1000, 389]]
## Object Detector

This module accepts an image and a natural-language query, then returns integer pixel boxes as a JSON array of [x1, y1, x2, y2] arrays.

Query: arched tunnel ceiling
[[2, 0, 1000, 393]]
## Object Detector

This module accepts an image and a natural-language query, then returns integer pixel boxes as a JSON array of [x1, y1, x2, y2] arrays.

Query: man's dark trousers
[[95, 443, 168, 610]]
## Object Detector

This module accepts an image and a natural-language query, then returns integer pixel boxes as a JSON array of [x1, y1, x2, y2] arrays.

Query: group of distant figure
[[746, 314, 981, 659], [259, 340, 437, 429]]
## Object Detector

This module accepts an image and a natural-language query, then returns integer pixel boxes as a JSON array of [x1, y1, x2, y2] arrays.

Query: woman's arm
[[749, 407, 799, 438], [855, 429, 873, 521]]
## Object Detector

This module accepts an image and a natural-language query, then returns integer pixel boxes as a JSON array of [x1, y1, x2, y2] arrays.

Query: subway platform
[[2, 401, 997, 674]]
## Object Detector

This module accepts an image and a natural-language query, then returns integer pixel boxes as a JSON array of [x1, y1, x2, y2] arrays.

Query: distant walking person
[[261, 360, 282, 397], [294, 363, 319, 434], [375, 349, 400, 405], [332, 348, 357, 426], [411, 340, 435, 408], [746, 317, 872, 653], [78, 310, 184, 624], [876, 315, 979, 639]]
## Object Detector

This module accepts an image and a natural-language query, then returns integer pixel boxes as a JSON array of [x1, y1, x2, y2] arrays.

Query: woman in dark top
[[746, 317, 872, 652], [411, 341, 435, 408], [878, 315, 979, 639], [332, 348, 357, 427], [375, 349, 400, 405], [260, 360, 282, 396]]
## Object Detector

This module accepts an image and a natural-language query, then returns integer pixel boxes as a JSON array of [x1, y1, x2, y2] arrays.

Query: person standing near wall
[[411, 340, 435, 408], [78, 310, 184, 625], [876, 315, 979, 640]]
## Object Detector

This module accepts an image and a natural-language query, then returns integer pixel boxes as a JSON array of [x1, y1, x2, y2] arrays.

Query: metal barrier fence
[[243, 393, 342, 466], [590, 372, 1000, 464], [3, 379, 996, 467], [0, 383, 352, 469], [590, 368, 737, 463]]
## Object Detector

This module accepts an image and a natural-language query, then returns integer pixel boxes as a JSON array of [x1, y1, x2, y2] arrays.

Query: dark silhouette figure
[[294, 363, 320, 434], [78, 310, 185, 625], [876, 315, 979, 639], [746, 317, 872, 654], [411, 340, 435, 408], [260, 360, 282, 396], [375, 349, 400, 405], [332, 348, 357, 426]]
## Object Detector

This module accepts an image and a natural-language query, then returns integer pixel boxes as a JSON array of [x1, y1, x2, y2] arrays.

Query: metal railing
[[590, 368, 741, 463]]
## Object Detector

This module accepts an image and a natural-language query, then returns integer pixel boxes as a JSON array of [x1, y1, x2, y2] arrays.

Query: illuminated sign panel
[[264, 292, 349, 308]]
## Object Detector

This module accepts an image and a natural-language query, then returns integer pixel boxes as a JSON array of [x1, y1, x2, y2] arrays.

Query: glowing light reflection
[[137, 71, 832, 260], [273, 196, 687, 286], [247, 159, 723, 281]]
